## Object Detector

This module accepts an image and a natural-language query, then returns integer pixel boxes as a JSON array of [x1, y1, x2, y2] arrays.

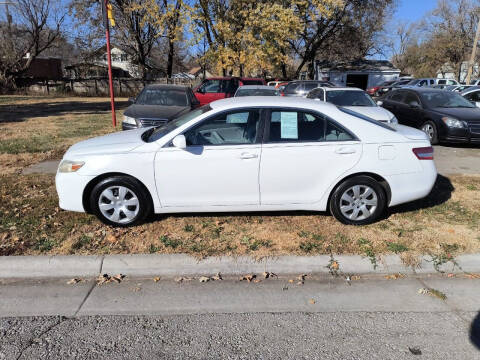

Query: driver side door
[[154, 109, 263, 207]]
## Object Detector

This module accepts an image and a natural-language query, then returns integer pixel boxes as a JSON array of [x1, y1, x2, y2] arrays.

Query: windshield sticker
[[280, 112, 298, 139], [226, 112, 249, 123]]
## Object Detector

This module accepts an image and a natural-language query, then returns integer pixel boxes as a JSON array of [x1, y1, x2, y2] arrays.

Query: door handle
[[335, 147, 356, 155], [239, 152, 258, 159]]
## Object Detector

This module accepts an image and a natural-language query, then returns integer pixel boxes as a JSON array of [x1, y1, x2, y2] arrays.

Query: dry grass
[[0, 96, 480, 263]]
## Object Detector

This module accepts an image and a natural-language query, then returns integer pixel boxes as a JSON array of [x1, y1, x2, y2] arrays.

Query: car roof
[[210, 96, 337, 111], [394, 87, 446, 94], [144, 84, 189, 90], [236, 85, 276, 90]]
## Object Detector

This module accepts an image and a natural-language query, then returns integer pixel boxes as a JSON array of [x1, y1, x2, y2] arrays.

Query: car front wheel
[[421, 121, 438, 145], [90, 176, 152, 227], [330, 176, 386, 225]]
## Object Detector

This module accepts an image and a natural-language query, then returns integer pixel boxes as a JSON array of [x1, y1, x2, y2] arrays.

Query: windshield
[[235, 88, 279, 97], [407, 79, 420, 85], [420, 91, 475, 108], [147, 105, 212, 142], [326, 90, 376, 106], [136, 88, 188, 106]]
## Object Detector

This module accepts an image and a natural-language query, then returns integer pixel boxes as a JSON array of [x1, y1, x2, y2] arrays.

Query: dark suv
[[282, 80, 335, 97], [380, 88, 480, 144]]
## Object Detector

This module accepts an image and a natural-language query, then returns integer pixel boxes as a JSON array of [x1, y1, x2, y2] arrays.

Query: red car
[[193, 77, 265, 105]]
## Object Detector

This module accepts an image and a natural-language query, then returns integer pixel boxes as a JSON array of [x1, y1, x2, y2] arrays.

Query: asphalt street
[[0, 275, 479, 359]]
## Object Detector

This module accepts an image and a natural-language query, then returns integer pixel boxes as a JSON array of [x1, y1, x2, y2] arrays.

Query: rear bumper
[[386, 161, 437, 207]]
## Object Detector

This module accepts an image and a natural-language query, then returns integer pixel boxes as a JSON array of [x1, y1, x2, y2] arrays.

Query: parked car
[[282, 80, 336, 97], [435, 78, 460, 86], [122, 84, 199, 130], [193, 77, 265, 106], [366, 80, 397, 97], [267, 81, 283, 87], [56, 97, 436, 227], [470, 79, 480, 86], [306, 87, 398, 124], [450, 85, 474, 92], [234, 85, 279, 97], [380, 88, 480, 144], [461, 86, 480, 107], [376, 79, 411, 96], [400, 78, 436, 88]]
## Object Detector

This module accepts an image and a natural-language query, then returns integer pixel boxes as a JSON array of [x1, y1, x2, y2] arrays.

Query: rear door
[[259, 109, 361, 205], [382, 91, 406, 122]]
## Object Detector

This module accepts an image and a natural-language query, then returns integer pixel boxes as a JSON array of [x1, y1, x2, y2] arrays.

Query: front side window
[[267, 110, 354, 142], [403, 92, 421, 106], [184, 110, 260, 146], [389, 91, 404, 102], [421, 91, 475, 108]]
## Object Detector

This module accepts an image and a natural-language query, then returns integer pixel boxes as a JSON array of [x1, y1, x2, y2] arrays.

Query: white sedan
[[56, 97, 437, 227]]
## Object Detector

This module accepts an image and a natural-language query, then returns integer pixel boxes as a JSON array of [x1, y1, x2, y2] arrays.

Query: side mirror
[[376, 100, 383, 106], [476, 102, 480, 108], [172, 134, 186, 149], [128, 97, 135, 104]]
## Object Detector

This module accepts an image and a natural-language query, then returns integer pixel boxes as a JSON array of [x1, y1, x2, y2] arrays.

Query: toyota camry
[[56, 97, 437, 227]]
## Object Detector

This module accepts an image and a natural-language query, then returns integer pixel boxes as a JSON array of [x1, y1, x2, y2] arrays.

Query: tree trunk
[[281, 62, 287, 79]]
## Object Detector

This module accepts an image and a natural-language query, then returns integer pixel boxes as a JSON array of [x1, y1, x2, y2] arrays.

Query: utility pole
[[466, 17, 480, 85], [102, 0, 117, 128]]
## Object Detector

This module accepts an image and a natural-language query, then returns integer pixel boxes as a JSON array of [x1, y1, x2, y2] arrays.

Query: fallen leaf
[[67, 278, 82, 285], [175, 276, 193, 283], [199, 276, 210, 283], [105, 234, 117, 243], [153, 277, 161, 282], [111, 274, 126, 283], [240, 274, 256, 282], [212, 273, 222, 281], [385, 273, 406, 280], [288, 279, 294, 283], [309, 299, 316, 305], [447, 273, 455, 278], [253, 279, 262, 283], [408, 347, 422, 355], [331, 261, 339, 270], [297, 274, 307, 281], [263, 271, 277, 279]]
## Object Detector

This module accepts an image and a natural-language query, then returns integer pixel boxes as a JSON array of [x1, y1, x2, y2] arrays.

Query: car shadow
[[0, 99, 130, 123], [439, 143, 480, 150], [388, 174, 453, 215], [470, 312, 480, 350]]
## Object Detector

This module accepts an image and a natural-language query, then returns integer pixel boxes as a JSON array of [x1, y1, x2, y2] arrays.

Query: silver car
[[282, 80, 336, 97]]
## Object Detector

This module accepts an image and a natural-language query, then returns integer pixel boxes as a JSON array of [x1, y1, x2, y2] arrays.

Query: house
[[437, 61, 479, 83], [64, 63, 130, 79], [20, 57, 63, 80], [188, 66, 214, 80], [314, 59, 401, 90]]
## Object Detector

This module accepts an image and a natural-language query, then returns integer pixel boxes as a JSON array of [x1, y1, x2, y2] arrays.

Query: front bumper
[[55, 172, 96, 212], [441, 126, 480, 143]]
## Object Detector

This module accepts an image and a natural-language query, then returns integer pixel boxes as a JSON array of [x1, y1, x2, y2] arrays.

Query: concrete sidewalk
[[1, 253, 479, 279]]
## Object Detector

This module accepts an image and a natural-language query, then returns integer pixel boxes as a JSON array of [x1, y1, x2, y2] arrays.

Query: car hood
[[124, 104, 189, 120], [430, 107, 480, 123], [343, 106, 393, 122], [65, 128, 147, 157]]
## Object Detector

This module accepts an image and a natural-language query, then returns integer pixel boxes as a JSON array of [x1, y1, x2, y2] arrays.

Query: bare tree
[[0, 0, 65, 90]]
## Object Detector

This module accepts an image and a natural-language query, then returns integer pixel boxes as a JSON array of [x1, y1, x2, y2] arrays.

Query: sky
[[394, 0, 438, 23]]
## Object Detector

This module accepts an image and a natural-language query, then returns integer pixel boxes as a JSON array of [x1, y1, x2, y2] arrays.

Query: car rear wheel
[[421, 121, 438, 145], [330, 176, 386, 225], [90, 176, 152, 227]]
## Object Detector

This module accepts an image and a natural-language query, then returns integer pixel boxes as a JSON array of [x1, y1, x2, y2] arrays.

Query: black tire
[[421, 120, 439, 145], [89, 176, 152, 227], [329, 176, 387, 225]]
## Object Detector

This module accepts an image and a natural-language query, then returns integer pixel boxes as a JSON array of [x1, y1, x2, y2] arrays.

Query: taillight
[[280, 92, 285, 96], [412, 146, 434, 160]]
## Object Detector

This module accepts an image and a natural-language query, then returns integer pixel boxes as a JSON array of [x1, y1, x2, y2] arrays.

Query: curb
[[1, 253, 479, 279]]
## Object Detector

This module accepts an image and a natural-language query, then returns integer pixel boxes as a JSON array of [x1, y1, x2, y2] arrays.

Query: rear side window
[[267, 110, 354, 142], [465, 91, 480, 102], [403, 92, 421, 105]]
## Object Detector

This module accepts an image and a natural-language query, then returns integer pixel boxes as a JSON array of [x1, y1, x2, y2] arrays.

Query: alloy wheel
[[339, 185, 378, 221], [422, 123, 435, 141]]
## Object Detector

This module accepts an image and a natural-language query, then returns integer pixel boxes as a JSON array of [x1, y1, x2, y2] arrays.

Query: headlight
[[441, 116, 465, 128], [388, 116, 398, 124], [58, 160, 85, 173], [123, 115, 137, 125]]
